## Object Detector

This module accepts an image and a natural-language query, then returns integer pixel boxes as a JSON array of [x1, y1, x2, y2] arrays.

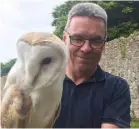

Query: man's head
[[63, 2, 107, 73]]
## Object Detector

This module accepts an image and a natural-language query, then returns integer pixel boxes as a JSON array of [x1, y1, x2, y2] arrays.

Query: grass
[[131, 119, 139, 128]]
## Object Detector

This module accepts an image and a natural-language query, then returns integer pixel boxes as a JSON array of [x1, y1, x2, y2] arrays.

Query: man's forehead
[[68, 16, 106, 34], [68, 28, 105, 39], [70, 16, 105, 27]]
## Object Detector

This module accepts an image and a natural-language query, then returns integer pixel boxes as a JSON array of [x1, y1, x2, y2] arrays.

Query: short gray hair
[[65, 2, 108, 31]]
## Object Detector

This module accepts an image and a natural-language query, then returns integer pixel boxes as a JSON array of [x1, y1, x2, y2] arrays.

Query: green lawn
[[131, 119, 139, 128]]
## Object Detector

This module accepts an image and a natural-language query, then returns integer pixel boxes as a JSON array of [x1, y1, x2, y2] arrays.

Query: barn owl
[[1, 32, 68, 128]]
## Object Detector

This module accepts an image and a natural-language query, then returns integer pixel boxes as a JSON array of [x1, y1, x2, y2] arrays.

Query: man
[[54, 2, 131, 128]]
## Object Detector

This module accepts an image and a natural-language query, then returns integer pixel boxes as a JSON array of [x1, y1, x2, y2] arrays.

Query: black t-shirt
[[53, 66, 131, 128]]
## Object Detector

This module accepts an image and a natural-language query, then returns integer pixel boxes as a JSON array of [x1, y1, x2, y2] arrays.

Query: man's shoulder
[[103, 70, 130, 106], [104, 71, 125, 81], [97, 66, 128, 86], [104, 70, 130, 91]]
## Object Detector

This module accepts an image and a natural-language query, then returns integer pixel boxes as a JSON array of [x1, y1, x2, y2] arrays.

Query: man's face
[[63, 16, 106, 72]]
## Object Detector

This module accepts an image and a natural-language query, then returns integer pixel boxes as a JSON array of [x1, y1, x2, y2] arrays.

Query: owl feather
[[1, 32, 68, 128]]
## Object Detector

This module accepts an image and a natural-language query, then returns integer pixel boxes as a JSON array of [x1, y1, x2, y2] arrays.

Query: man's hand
[[101, 123, 119, 128]]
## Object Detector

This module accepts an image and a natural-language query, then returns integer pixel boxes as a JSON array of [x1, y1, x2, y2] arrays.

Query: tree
[[1, 59, 16, 76], [51, 1, 82, 39], [51, 1, 139, 41]]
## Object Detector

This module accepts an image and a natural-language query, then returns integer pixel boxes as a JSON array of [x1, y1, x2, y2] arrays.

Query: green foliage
[[53, 16, 67, 39], [51, 1, 139, 41], [97, 1, 119, 9], [51, 1, 83, 39], [131, 119, 139, 128], [108, 21, 138, 41], [122, 6, 133, 13], [1, 59, 16, 76]]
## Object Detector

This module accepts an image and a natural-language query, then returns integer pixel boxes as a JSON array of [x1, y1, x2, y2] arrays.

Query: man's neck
[[66, 65, 97, 85]]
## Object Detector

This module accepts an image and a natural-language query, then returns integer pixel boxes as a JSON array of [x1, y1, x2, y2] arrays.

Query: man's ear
[[63, 32, 67, 44]]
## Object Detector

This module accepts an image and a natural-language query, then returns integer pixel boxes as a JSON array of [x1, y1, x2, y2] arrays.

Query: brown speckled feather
[[1, 87, 32, 128], [18, 32, 63, 45], [46, 104, 61, 128]]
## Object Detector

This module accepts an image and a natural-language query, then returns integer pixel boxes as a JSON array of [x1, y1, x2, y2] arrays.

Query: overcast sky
[[0, 0, 67, 63]]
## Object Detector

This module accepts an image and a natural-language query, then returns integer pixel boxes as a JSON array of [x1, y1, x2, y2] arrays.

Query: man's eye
[[90, 39, 103, 43], [71, 36, 84, 42], [75, 38, 84, 42]]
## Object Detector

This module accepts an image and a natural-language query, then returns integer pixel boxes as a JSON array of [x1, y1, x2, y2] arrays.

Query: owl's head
[[5, 32, 68, 91]]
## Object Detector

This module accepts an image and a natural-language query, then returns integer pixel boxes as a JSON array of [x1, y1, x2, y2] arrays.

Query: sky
[[0, 0, 67, 63]]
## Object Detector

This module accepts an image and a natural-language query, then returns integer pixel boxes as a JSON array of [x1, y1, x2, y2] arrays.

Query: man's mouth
[[77, 56, 91, 60]]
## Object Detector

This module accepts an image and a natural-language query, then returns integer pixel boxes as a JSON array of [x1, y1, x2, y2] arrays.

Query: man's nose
[[80, 41, 92, 53]]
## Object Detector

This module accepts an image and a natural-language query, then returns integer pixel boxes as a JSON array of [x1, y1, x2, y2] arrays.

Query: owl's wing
[[46, 104, 61, 128], [1, 86, 32, 128]]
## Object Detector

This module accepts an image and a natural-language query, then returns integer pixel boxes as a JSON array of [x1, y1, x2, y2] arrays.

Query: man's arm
[[101, 78, 131, 128], [101, 123, 119, 128]]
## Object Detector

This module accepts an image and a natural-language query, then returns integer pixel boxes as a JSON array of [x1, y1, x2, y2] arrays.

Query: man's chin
[[76, 57, 88, 65], [75, 63, 91, 72]]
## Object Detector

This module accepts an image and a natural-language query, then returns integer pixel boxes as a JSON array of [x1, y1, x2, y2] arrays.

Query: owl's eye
[[42, 57, 51, 64]]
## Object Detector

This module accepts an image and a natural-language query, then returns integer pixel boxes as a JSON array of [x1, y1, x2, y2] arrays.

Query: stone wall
[[99, 31, 139, 119]]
